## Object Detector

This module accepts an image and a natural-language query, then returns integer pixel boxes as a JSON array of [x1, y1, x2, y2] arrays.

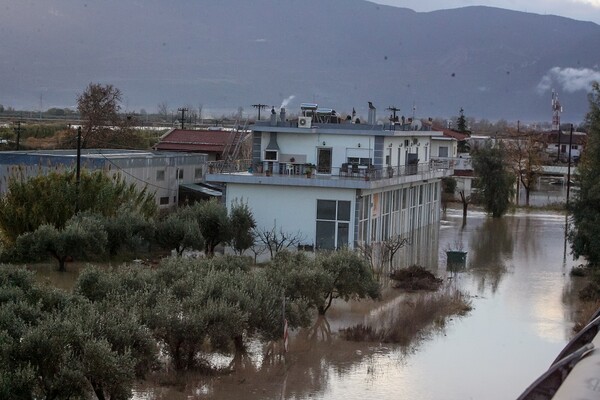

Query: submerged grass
[[341, 286, 472, 345], [389, 265, 443, 291]]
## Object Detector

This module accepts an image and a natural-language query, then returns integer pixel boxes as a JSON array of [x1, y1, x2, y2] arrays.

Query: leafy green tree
[[315, 249, 381, 315], [266, 250, 380, 316], [13, 213, 108, 271], [0, 266, 156, 400], [194, 199, 231, 257], [456, 107, 469, 133], [154, 207, 203, 256], [472, 145, 515, 218], [0, 170, 156, 245], [569, 82, 600, 267], [228, 199, 256, 255], [101, 206, 154, 258]]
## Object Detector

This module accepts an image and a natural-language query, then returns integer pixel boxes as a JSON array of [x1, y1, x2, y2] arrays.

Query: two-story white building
[[206, 104, 454, 250]]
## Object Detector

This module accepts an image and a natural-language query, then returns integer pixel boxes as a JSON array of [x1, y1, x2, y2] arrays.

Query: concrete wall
[[226, 183, 357, 247], [0, 151, 207, 209]]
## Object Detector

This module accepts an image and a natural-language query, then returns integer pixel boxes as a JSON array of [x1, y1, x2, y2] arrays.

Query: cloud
[[537, 67, 600, 94]]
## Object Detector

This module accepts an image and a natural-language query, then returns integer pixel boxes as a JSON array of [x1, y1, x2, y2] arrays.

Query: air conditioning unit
[[298, 116, 312, 128]]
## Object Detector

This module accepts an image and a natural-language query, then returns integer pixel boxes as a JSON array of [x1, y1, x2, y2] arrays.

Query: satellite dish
[[411, 120, 422, 131]]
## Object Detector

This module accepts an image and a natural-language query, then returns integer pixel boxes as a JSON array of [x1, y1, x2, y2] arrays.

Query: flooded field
[[127, 207, 582, 400]]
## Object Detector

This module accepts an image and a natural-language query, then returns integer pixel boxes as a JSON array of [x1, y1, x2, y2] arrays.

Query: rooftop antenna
[[252, 103, 268, 121], [387, 106, 400, 131], [411, 102, 416, 121]]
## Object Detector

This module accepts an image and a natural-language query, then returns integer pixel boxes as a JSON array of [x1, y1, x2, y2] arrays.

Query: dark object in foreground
[[390, 265, 442, 291]]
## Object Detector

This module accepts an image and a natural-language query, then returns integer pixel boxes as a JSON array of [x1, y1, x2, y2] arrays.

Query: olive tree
[[193, 199, 231, 257], [13, 213, 108, 271], [472, 145, 515, 218], [0, 267, 156, 400], [228, 199, 256, 255], [154, 207, 203, 256]]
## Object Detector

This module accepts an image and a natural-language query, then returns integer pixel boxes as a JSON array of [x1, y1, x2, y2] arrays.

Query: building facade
[[206, 105, 454, 250], [0, 150, 209, 209]]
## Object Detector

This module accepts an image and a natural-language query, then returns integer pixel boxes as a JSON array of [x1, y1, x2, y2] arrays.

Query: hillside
[[1, 0, 599, 121]]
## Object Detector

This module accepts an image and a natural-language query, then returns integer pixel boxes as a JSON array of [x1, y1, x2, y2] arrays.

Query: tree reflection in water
[[468, 217, 513, 293]]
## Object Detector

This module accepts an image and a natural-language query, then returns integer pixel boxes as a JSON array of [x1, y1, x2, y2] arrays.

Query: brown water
[[31, 207, 581, 400]]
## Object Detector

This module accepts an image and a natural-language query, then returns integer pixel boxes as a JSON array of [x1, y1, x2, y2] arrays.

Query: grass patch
[[389, 265, 442, 291], [341, 286, 472, 345]]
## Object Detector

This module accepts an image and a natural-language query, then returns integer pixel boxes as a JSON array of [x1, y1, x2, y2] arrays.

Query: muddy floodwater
[[119, 207, 581, 400], [30, 206, 581, 399]]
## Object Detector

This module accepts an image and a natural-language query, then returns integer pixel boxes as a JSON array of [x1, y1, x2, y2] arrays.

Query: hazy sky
[[371, 0, 600, 24]]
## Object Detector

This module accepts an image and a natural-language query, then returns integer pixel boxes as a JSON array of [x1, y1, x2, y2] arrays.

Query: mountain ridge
[[1, 0, 599, 122]]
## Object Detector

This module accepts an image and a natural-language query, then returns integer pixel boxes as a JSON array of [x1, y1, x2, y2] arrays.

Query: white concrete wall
[[226, 183, 356, 247], [261, 131, 442, 170]]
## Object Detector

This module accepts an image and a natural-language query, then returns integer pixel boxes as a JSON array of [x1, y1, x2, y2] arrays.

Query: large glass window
[[316, 200, 351, 250]]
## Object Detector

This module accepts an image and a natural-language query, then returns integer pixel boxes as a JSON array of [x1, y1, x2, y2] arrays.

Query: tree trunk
[[90, 380, 106, 400], [57, 256, 67, 272]]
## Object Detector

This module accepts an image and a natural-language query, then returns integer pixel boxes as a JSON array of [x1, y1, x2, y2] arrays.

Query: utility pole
[[566, 124, 573, 207], [177, 108, 188, 129], [252, 103, 268, 121], [14, 120, 21, 150], [76, 126, 82, 212]]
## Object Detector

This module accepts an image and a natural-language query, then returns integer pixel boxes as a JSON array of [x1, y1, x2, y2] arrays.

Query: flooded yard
[[125, 207, 582, 400]]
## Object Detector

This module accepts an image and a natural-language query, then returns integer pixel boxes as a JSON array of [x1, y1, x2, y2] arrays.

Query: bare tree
[[382, 235, 410, 270], [77, 83, 123, 148], [504, 131, 545, 206], [157, 102, 169, 121], [254, 225, 304, 258]]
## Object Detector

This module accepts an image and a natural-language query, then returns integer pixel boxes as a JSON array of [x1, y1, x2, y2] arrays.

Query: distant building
[[0, 150, 216, 208], [154, 128, 249, 162], [542, 130, 586, 161]]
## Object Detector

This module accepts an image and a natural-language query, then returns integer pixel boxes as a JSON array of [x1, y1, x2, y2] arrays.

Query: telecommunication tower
[[552, 90, 562, 131]]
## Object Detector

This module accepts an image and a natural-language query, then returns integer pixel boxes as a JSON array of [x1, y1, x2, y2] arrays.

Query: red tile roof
[[154, 129, 236, 153]]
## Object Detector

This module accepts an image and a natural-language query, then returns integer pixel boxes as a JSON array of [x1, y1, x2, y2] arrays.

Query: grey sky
[[370, 0, 600, 24]]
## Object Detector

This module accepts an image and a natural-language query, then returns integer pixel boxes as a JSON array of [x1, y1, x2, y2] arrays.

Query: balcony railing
[[207, 159, 452, 182]]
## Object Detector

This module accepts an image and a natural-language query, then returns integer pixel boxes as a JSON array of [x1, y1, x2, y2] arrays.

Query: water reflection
[[468, 217, 513, 294]]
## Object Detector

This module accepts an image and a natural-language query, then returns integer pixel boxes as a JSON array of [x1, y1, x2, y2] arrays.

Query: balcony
[[206, 159, 453, 189]]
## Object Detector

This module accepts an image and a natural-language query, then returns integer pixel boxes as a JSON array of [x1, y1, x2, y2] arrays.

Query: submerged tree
[[504, 131, 545, 206], [569, 82, 600, 267], [13, 213, 108, 271], [472, 144, 515, 218]]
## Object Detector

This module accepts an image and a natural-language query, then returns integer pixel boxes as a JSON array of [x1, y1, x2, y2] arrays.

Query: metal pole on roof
[[252, 104, 268, 121], [178, 108, 188, 129]]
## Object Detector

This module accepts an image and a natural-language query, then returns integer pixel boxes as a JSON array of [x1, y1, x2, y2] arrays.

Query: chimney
[[368, 107, 376, 125], [270, 106, 277, 126], [266, 132, 280, 151], [280, 108, 286, 122]]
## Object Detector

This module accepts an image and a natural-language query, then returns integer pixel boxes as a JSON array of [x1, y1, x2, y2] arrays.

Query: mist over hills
[[2, 0, 600, 122]]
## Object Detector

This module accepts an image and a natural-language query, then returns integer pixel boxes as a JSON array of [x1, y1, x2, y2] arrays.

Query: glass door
[[317, 148, 332, 174]]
